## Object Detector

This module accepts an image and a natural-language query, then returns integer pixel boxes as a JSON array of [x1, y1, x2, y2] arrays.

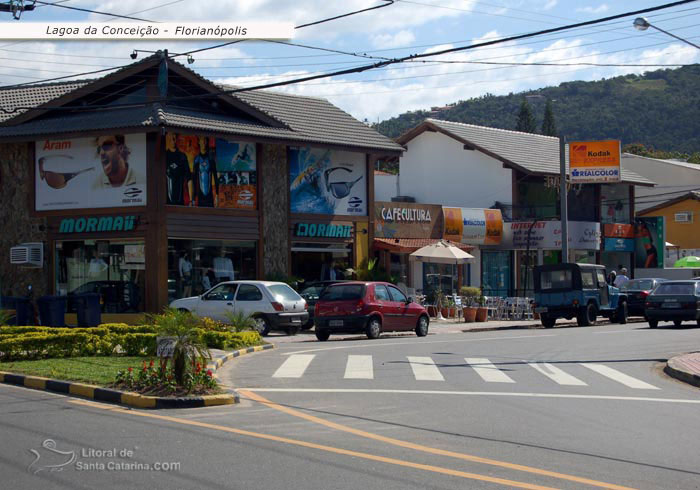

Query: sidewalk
[[664, 352, 700, 389]]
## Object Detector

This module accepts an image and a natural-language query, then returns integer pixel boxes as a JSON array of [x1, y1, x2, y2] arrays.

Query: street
[[2, 323, 700, 489]]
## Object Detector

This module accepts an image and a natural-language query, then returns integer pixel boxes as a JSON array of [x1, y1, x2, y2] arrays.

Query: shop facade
[[0, 55, 401, 322]]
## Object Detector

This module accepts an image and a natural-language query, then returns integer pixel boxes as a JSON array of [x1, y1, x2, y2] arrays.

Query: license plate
[[329, 320, 343, 327], [662, 303, 681, 308], [534, 307, 548, 313], [291, 317, 301, 323]]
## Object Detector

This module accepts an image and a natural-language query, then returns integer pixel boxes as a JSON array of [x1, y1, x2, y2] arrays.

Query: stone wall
[[261, 144, 289, 277], [0, 142, 49, 298]]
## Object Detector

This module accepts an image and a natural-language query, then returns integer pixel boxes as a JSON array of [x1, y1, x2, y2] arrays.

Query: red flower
[[206, 369, 213, 377], [196, 363, 201, 373], [127, 367, 133, 373], [149, 360, 154, 368]]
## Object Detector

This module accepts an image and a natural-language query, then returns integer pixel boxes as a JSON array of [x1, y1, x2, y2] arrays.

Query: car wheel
[[648, 319, 658, 329], [366, 317, 382, 339], [541, 315, 556, 328], [286, 326, 299, 336], [315, 329, 330, 341], [253, 316, 270, 336], [577, 303, 596, 327], [415, 315, 429, 337], [673, 320, 683, 327], [616, 301, 628, 325]]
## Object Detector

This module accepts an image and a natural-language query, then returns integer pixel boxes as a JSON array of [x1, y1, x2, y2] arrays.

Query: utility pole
[[0, 0, 35, 19], [560, 136, 568, 263]]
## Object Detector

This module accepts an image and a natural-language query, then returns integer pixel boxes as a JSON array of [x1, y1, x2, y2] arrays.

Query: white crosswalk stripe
[[272, 355, 315, 378], [407, 356, 444, 381], [528, 362, 588, 386], [344, 355, 374, 379], [580, 363, 660, 390], [465, 358, 515, 383]]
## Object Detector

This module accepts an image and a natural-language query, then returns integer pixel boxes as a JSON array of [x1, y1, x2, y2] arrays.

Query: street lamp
[[633, 17, 700, 50]]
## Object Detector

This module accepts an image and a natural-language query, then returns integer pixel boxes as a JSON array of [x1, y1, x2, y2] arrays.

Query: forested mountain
[[373, 65, 700, 154]]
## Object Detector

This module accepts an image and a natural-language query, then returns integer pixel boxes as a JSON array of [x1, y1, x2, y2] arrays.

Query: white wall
[[374, 173, 398, 201], [398, 131, 513, 208], [622, 154, 700, 212], [634, 268, 699, 280]]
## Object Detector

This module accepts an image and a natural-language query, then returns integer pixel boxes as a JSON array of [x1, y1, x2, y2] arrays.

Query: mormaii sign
[[569, 140, 621, 184]]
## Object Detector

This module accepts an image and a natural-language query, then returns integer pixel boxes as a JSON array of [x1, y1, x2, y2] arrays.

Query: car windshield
[[540, 269, 573, 290], [300, 285, 325, 300], [652, 283, 697, 295], [621, 279, 655, 291], [268, 284, 302, 302], [320, 284, 364, 301]]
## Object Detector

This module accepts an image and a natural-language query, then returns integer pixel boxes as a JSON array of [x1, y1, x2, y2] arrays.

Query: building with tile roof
[[0, 53, 402, 320]]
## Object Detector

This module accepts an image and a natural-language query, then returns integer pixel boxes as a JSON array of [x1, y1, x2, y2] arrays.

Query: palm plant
[[223, 310, 256, 333], [153, 308, 210, 386]]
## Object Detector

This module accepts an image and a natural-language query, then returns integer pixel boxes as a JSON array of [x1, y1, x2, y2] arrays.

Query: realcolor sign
[[58, 215, 138, 234], [569, 140, 621, 183]]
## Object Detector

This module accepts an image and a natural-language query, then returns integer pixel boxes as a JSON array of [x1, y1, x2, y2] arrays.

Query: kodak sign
[[569, 139, 621, 183]]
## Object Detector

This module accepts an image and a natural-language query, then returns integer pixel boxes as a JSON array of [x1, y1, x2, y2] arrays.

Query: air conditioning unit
[[674, 212, 693, 223], [10, 242, 44, 268]]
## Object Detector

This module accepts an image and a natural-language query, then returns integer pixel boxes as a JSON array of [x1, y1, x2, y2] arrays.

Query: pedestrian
[[614, 268, 630, 288], [608, 269, 617, 285]]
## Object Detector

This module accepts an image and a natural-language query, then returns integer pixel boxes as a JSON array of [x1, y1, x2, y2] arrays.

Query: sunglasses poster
[[35, 135, 147, 210], [289, 147, 366, 215], [165, 132, 256, 209]]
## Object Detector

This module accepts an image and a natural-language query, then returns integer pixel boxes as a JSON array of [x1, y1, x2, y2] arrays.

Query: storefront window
[[422, 263, 459, 297], [291, 243, 353, 285], [516, 181, 557, 220], [55, 240, 145, 313], [168, 239, 256, 302], [517, 250, 537, 297], [571, 250, 596, 264], [389, 253, 408, 286], [600, 184, 630, 224], [481, 251, 512, 297]]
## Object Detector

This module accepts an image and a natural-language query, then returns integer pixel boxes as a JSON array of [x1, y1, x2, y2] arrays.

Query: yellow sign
[[569, 140, 621, 183]]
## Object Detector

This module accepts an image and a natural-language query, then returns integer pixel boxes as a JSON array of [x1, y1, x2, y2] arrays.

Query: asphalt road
[[2, 322, 699, 490]]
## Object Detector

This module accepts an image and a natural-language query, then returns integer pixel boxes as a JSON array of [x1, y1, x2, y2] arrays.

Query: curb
[[664, 354, 700, 389], [0, 343, 274, 409]]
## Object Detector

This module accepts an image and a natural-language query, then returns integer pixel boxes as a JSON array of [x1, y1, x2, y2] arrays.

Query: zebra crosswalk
[[271, 354, 661, 390]]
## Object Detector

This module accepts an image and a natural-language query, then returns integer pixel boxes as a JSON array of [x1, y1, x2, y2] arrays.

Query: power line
[[296, 0, 395, 29], [33, 0, 156, 22], [1, 0, 697, 112]]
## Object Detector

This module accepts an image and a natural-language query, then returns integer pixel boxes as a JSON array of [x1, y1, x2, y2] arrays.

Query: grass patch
[[0, 356, 150, 386]]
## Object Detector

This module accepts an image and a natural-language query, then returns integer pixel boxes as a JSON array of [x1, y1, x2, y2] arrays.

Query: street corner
[[664, 352, 700, 389]]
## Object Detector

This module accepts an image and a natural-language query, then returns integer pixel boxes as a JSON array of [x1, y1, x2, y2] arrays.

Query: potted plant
[[442, 297, 456, 318], [460, 286, 480, 323], [475, 293, 488, 322]]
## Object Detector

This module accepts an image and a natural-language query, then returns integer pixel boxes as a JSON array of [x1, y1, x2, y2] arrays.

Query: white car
[[169, 280, 308, 336]]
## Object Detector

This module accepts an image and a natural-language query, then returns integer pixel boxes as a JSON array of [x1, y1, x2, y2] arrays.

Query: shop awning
[[374, 238, 474, 254]]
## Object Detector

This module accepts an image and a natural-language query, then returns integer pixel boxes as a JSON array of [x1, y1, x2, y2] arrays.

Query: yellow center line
[[240, 390, 637, 490], [68, 399, 557, 490]]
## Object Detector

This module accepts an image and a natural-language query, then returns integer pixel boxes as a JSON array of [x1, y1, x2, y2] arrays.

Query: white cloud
[[543, 0, 557, 11], [575, 4, 609, 14], [370, 30, 415, 49]]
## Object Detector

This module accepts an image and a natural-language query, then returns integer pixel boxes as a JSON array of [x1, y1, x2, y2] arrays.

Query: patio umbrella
[[674, 256, 700, 268], [409, 240, 474, 264]]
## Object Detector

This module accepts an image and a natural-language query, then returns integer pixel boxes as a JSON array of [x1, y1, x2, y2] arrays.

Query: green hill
[[373, 65, 700, 154]]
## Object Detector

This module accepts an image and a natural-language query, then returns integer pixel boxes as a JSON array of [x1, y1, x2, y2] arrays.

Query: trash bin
[[1, 296, 33, 325], [76, 293, 101, 327], [37, 295, 67, 327]]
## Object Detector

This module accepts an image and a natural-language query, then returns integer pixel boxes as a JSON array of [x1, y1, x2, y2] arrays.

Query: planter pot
[[441, 307, 450, 318], [463, 307, 477, 323], [427, 305, 438, 318], [448, 307, 456, 318], [475, 307, 488, 322]]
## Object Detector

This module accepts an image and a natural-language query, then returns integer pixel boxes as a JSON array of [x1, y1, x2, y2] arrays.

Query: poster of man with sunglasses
[[289, 147, 366, 215], [35, 134, 147, 210]]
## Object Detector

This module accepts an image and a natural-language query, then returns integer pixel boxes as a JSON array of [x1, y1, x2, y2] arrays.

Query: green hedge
[[0, 323, 262, 361]]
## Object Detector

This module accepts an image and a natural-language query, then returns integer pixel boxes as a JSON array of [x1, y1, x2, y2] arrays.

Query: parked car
[[533, 263, 628, 328], [170, 280, 308, 336], [644, 280, 700, 328], [619, 278, 667, 317], [313, 281, 429, 341], [299, 280, 351, 330]]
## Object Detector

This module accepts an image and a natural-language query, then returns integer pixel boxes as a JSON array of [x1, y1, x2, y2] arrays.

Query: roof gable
[[638, 191, 700, 215]]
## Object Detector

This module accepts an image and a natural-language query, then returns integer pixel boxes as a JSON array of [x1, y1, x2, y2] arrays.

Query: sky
[[0, 0, 699, 123]]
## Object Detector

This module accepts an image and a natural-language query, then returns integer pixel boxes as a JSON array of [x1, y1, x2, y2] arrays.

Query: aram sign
[[569, 140, 621, 183]]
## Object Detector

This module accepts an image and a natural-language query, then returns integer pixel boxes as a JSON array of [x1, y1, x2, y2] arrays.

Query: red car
[[313, 281, 429, 341]]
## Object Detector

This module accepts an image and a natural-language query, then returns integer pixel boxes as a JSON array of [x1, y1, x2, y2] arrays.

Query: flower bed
[[113, 358, 220, 397]]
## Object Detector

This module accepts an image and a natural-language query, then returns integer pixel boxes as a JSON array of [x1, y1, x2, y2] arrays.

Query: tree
[[541, 99, 558, 136], [515, 99, 537, 134]]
